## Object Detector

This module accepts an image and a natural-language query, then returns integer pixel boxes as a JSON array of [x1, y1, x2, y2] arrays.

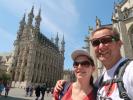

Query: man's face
[[90, 29, 122, 67]]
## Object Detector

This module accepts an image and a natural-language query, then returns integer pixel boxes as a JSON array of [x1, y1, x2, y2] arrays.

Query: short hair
[[90, 26, 120, 41]]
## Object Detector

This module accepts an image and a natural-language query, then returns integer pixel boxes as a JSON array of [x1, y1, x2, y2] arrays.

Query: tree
[[0, 72, 11, 84]]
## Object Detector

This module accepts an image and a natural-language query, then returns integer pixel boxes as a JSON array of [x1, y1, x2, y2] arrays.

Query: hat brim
[[71, 50, 90, 61]]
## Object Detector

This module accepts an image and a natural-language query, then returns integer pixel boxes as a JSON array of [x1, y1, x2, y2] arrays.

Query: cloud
[[0, 27, 15, 40], [0, 27, 15, 52], [0, 0, 79, 36], [38, 0, 80, 44], [0, 0, 81, 68], [43, 0, 79, 27], [0, 0, 31, 16], [60, 0, 79, 17]]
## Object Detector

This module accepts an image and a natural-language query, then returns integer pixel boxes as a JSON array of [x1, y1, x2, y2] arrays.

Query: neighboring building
[[63, 69, 75, 82], [0, 53, 13, 76], [11, 6, 65, 88], [86, 0, 133, 78]]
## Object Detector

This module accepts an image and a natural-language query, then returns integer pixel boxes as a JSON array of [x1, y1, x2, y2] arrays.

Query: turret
[[61, 35, 65, 55], [96, 16, 101, 29], [16, 13, 26, 40], [27, 6, 34, 26], [35, 8, 41, 32], [55, 33, 59, 47], [115, 4, 123, 20], [51, 36, 54, 43]]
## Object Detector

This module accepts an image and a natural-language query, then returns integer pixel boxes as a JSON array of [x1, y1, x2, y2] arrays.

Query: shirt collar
[[104, 57, 127, 80]]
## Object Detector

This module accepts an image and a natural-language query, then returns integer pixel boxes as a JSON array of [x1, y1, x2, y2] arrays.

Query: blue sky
[[0, 0, 118, 69]]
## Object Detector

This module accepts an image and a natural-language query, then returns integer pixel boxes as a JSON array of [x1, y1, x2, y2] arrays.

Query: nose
[[77, 64, 82, 68], [98, 42, 104, 48]]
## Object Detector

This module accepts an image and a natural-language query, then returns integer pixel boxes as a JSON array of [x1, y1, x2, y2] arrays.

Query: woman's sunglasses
[[73, 61, 91, 68]]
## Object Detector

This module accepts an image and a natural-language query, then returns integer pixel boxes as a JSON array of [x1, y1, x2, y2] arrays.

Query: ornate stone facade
[[11, 6, 65, 88], [63, 70, 75, 82], [87, 0, 133, 78], [0, 53, 12, 76]]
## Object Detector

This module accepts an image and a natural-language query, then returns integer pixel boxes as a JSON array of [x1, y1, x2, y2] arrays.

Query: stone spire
[[61, 35, 65, 54], [51, 36, 54, 43], [17, 13, 26, 39], [96, 16, 101, 28], [88, 26, 93, 33], [28, 6, 34, 26], [55, 32, 59, 47], [116, 4, 123, 20], [35, 8, 41, 31]]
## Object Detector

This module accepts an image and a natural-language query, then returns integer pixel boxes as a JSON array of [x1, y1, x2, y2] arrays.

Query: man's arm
[[54, 80, 66, 92], [52, 80, 66, 100]]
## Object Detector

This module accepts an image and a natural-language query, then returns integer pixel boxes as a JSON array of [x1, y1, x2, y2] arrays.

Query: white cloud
[[60, 0, 79, 17], [0, 0, 79, 42], [0, 27, 15, 40], [0, 0, 82, 68], [0, 0, 30, 16], [0, 27, 15, 52], [0, 0, 79, 38]]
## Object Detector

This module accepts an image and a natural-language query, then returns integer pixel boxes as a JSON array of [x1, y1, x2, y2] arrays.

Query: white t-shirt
[[97, 58, 133, 100]]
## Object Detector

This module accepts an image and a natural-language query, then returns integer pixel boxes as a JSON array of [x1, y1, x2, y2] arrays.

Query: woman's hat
[[71, 50, 91, 61]]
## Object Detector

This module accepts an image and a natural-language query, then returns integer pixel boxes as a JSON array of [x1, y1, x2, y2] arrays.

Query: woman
[[53, 49, 96, 100]]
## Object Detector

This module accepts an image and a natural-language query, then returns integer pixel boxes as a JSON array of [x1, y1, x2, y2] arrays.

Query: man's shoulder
[[125, 59, 133, 71], [94, 75, 103, 87], [123, 59, 133, 76], [128, 59, 133, 65], [119, 58, 133, 73]]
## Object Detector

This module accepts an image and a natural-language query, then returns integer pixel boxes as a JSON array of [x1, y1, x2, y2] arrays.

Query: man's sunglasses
[[90, 35, 119, 47], [73, 61, 91, 68]]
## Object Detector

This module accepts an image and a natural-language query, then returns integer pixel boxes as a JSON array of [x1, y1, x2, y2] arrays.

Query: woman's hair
[[88, 56, 94, 86], [90, 75, 94, 86], [88, 57, 95, 66]]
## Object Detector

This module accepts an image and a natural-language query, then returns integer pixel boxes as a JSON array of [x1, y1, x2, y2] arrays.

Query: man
[[35, 85, 41, 100], [54, 27, 133, 100], [89, 26, 133, 99], [40, 83, 47, 100]]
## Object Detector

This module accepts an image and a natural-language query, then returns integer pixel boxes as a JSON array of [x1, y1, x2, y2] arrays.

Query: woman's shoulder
[[84, 88, 97, 100]]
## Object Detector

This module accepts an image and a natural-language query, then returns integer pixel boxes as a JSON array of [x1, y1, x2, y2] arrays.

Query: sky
[[0, 0, 119, 69]]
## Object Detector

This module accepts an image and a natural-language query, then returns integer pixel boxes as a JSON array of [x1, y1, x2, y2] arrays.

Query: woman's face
[[73, 55, 94, 80]]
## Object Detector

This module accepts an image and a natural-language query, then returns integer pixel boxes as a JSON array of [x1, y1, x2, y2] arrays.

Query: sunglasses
[[90, 35, 119, 47], [73, 61, 91, 68], [99, 96, 112, 100]]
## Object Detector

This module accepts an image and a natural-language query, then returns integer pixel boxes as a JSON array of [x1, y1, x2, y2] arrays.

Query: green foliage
[[0, 72, 11, 82]]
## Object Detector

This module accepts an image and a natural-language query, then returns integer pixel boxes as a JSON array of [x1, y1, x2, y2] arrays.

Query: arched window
[[22, 73, 25, 81], [130, 28, 133, 49], [12, 71, 15, 81], [31, 74, 34, 82], [123, 7, 129, 19], [128, 25, 133, 51]]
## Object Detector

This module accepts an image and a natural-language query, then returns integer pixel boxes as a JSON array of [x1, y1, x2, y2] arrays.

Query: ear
[[92, 66, 96, 72], [118, 40, 123, 47]]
